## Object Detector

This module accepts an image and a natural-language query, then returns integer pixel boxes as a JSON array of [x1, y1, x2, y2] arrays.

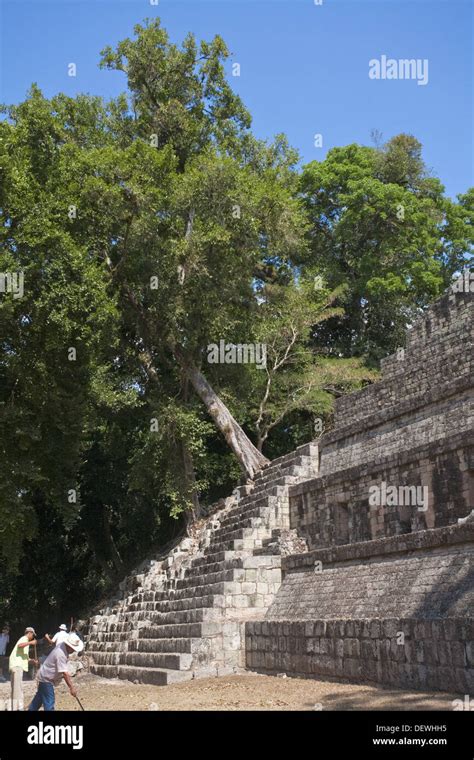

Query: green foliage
[[0, 19, 471, 630], [300, 135, 473, 362]]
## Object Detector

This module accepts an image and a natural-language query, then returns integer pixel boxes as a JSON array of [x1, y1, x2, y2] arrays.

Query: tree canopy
[[0, 18, 471, 630]]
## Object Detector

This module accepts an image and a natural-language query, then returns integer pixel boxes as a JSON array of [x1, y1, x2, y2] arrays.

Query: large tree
[[94, 20, 312, 478], [300, 134, 473, 362], [0, 19, 311, 580]]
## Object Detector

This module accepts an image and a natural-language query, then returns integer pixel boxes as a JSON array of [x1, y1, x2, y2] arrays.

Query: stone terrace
[[84, 278, 473, 692]]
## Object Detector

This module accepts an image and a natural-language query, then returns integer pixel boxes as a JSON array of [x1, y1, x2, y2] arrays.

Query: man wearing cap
[[45, 624, 69, 647], [28, 633, 83, 711], [9, 627, 39, 710]]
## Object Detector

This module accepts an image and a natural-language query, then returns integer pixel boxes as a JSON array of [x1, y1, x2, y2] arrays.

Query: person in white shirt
[[45, 624, 69, 647], [28, 633, 83, 711], [0, 625, 10, 656]]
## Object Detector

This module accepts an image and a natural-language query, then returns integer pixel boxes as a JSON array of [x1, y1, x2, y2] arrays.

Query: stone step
[[127, 597, 219, 615], [132, 570, 235, 598], [89, 631, 131, 642], [181, 557, 245, 579], [208, 526, 270, 547], [207, 527, 270, 550], [127, 590, 224, 613], [207, 537, 263, 553], [91, 608, 212, 627], [253, 545, 280, 556], [140, 606, 222, 625], [218, 508, 266, 530], [254, 452, 316, 481], [88, 622, 207, 650], [129, 637, 194, 654], [249, 474, 299, 495], [133, 581, 226, 602], [89, 663, 120, 680], [87, 651, 121, 666], [174, 569, 241, 590], [216, 513, 266, 532], [219, 497, 288, 524], [189, 550, 246, 569], [87, 640, 129, 653], [87, 621, 134, 634], [138, 622, 204, 640], [234, 484, 254, 498], [236, 488, 287, 509], [84, 443, 319, 681], [117, 664, 192, 685], [122, 651, 194, 670]]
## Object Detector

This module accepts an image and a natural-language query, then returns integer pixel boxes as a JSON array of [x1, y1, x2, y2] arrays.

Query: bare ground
[[0, 671, 459, 711]]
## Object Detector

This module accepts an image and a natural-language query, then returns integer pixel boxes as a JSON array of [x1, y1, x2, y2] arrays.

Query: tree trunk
[[174, 348, 269, 479], [82, 524, 117, 584], [119, 280, 268, 480], [181, 438, 202, 529], [102, 505, 126, 577], [181, 379, 202, 529]]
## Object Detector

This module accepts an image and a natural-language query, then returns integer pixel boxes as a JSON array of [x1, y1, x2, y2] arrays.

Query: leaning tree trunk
[[174, 348, 269, 480], [102, 505, 126, 577], [181, 379, 202, 529], [181, 438, 202, 529]]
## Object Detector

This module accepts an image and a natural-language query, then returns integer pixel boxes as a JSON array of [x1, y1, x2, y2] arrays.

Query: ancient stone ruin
[[84, 279, 473, 692]]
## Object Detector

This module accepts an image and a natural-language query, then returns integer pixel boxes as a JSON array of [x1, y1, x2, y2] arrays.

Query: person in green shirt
[[9, 627, 39, 711]]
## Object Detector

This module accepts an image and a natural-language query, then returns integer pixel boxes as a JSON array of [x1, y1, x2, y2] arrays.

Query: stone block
[[361, 639, 375, 660], [466, 641, 473, 667], [305, 621, 315, 637], [450, 641, 467, 667], [370, 620, 381, 639], [314, 620, 326, 637]]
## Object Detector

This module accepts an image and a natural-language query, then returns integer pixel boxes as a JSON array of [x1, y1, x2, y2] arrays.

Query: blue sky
[[1, 0, 472, 198]]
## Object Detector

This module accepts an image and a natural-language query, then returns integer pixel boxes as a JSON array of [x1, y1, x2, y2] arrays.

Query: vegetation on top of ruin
[[0, 18, 472, 628]]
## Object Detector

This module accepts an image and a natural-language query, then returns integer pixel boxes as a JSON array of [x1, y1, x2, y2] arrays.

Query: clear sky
[[1, 0, 472, 198]]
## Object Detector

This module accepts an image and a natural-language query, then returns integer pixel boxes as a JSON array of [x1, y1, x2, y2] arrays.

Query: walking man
[[28, 633, 83, 711], [9, 627, 39, 710]]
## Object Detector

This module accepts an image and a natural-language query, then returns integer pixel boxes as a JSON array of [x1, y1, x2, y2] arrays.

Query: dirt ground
[[0, 671, 459, 711]]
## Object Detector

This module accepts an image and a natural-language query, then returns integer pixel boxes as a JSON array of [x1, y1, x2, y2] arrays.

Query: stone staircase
[[83, 442, 318, 685]]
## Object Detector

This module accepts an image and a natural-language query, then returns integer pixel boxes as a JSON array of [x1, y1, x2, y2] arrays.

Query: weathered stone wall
[[268, 524, 474, 620], [319, 287, 473, 479], [331, 287, 473, 432], [245, 525, 474, 692], [289, 285, 474, 551], [245, 282, 474, 692], [320, 392, 473, 477], [245, 617, 473, 692], [290, 435, 473, 550]]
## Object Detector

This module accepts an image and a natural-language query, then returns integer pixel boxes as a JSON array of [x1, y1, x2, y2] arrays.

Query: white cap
[[59, 624, 67, 631]]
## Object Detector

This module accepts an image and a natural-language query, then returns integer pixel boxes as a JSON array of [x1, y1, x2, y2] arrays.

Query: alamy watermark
[[369, 481, 428, 511], [0, 271, 24, 299], [207, 340, 267, 370], [369, 55, 429, 86], [0, 697, 24, 711], [452, 694, 473, 711], [452, 271, 474, 293]]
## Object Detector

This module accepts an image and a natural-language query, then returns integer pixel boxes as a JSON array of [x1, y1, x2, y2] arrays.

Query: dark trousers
[[28, 681, 55, 711]]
